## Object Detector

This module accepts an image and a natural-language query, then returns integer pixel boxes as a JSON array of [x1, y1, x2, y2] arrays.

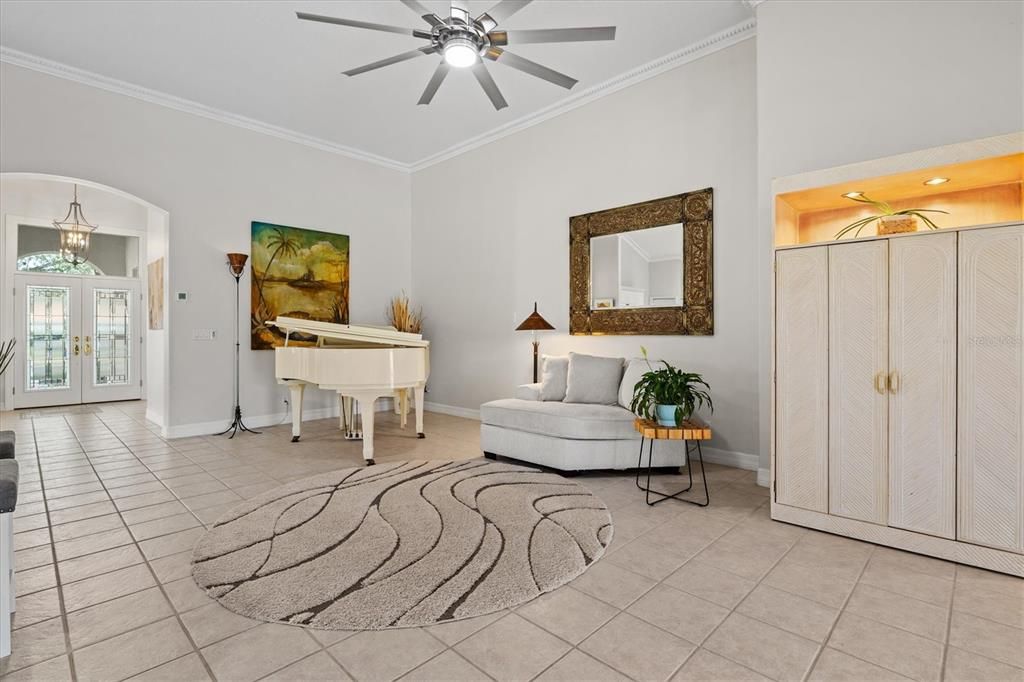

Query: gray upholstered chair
[[0, 458, 18, 658]]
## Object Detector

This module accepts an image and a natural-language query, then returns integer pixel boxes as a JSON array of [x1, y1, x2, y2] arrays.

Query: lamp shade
[[516, 302, 555, 331], [227, 253, 249, 276]]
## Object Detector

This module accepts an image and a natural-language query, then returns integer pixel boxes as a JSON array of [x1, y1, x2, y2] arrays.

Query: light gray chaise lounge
[[480, 354, 688, 473]]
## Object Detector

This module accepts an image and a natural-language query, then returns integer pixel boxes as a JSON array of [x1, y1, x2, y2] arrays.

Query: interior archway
[[0, 172, 171, 430]]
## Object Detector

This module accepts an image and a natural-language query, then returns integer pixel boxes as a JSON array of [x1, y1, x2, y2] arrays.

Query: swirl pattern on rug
[[191, 459, 613, 630]]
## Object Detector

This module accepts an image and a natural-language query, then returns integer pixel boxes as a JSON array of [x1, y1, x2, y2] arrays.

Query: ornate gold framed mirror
[[569, 188, 713, 335]]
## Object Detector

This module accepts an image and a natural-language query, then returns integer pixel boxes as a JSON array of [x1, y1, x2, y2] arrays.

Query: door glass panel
[[26, 285, 72, 391], [93, 288, 132, 386]]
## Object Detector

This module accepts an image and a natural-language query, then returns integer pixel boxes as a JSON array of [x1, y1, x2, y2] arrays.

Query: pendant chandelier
[[53, 184, 99, 265]]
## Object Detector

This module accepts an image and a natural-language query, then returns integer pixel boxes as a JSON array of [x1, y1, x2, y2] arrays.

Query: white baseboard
[[700, 446, 759, 473], [163, 398, 394, 439], [424, 401, 763, 478], [145, 409, 165, 429], [757, 467, 770, 488], [424, 401, 481, 420]]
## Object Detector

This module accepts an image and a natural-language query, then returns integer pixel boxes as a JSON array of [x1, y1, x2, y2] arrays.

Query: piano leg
[[351, 392, 378, 465], [414, 385, 425, 439], [288, 383, 305, 443]]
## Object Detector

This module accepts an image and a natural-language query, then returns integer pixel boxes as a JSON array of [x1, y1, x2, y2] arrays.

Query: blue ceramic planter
[[655, 404, 681, 427]]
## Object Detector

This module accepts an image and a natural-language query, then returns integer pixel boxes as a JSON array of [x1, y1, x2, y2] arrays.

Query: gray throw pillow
[[564, 352, 625, 405], [539, 356, 569, 401], [618, 358, 649, 410]]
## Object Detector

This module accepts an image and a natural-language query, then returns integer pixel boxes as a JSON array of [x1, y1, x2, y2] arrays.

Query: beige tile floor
[[1, 401, 1022, 682]]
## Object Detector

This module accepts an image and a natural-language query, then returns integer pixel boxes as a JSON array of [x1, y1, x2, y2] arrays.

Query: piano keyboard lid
[[269, 317, 429, 348]]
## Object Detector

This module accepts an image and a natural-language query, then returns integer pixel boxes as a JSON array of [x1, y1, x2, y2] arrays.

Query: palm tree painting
[[250, 222, 350, 349]]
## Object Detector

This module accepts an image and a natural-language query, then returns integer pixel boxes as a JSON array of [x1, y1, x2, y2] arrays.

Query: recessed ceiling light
[[842, 191, 864, 199], [924, 177, 950, 186]]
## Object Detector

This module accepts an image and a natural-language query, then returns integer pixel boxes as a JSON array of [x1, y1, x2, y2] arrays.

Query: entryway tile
[[329, 626, 446, 681], [580, 612, 695, 681]]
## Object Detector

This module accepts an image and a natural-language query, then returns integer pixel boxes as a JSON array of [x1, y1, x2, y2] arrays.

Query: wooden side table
[[633, 418, 711, 507]]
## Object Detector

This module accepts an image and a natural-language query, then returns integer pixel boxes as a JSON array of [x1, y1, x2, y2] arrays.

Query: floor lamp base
[[216, 405, 261, 438]]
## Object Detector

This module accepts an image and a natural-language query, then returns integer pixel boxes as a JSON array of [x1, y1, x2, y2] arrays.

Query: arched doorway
[[0, 173, 170, 428]]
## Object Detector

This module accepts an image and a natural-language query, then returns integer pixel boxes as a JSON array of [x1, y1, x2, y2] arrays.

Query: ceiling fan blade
[[471, 61, 508, 110], [484, 48, 577, 89], [477, 0, 532, 30], [343, 46, 435, 77], [296, 11, 431, 39], [418, 61, 450, 105], [399, 0, 444, 27], [492, 26, 616, 45]]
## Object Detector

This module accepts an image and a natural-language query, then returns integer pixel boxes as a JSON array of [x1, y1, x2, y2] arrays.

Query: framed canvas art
[[147, 257, 164, 330], [250, 221, 350, 349]]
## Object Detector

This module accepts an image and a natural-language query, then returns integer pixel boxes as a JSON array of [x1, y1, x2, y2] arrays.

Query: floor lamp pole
[[218, 254, 259, 438]]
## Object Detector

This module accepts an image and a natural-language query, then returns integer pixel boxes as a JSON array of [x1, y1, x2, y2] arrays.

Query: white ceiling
[[0, 1, 753, 167]]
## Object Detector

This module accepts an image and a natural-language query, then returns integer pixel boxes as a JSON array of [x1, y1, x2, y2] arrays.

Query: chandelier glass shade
[[53, 184, 99, 265]]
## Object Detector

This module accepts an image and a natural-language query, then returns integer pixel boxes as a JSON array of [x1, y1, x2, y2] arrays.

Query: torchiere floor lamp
[[515, 302, 555, 383], [218, 252, 260, 438]]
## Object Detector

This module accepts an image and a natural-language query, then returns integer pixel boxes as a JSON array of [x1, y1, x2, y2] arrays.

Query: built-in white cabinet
[[957, 225, 1024, 554], [773, 224, 1024, 576]]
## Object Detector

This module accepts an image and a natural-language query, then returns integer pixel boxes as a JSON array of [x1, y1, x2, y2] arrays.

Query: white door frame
[[3, 214, 147, 409]]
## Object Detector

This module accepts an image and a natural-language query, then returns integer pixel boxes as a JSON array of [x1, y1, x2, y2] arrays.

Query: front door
[[13, 274, 142, 408]]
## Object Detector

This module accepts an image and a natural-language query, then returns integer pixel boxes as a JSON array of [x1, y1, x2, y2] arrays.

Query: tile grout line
[[799, 544, 877, 682], [56, 413, 220, 682]]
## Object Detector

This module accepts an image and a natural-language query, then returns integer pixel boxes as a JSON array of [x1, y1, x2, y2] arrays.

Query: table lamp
[[515, 302, 555, 383]]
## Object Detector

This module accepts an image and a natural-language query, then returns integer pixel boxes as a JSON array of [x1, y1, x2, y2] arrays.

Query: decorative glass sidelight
[[93, 288, 131, 386], [26, 285, 71, 390]]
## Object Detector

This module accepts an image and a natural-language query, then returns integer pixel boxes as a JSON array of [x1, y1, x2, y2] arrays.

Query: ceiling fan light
[[444, 38, 478, 68]]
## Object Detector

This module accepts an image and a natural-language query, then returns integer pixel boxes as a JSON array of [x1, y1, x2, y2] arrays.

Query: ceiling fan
[[296, 0, 616, 110]]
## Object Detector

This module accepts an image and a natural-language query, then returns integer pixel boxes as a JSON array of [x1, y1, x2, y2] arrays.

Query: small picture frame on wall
[[594, 298, 615, 309]]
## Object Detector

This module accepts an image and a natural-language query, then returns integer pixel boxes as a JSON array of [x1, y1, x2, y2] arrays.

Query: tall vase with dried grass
[[0, 339, 14, 378], [386, 293, 424, 420], [386, 291, 424, 334]]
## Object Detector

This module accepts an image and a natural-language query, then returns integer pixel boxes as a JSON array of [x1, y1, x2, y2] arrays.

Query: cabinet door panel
[[888, 233, 956, 538], [829, 241, 888, 524], [958, 225, 1024, 553], [775, 247, 829, 512]]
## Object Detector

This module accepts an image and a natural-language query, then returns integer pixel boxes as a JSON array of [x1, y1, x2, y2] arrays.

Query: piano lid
[[269, 317, 429, 348]]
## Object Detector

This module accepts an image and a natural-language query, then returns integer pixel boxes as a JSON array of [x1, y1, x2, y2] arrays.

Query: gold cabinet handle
[[73, 336, 80, 356], [85, 336, 92, 356], [874, 372, 886, 395], [888, 370, 899, 394]]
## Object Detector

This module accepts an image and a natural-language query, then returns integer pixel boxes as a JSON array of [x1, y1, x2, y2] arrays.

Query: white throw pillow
[[539, 355, 569, 401], [564, 352, 625, 405], [618, 358, 650, 411]]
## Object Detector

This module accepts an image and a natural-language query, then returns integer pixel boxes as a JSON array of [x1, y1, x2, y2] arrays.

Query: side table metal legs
[[634, 437, 710, 507]]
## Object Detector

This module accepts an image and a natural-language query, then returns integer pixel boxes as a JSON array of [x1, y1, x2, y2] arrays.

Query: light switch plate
[[192, 329, 216, 340]]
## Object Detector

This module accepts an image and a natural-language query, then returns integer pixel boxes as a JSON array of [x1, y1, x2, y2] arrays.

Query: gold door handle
[[888, 370, 899, 394], [85, 336, 92, 355], [73, 336, 80, 356], [874, 372, 886, 395]]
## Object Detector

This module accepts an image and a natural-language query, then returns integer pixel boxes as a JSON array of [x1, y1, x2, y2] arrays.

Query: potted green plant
[[835, 193, 948, 239], [629, 347, 712, 427]]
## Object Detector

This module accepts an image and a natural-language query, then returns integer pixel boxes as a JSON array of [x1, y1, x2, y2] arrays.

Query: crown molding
[[409, 18, 756, 171], [0, 46, 410, 173], [743, 1, 766, 9], [1, 17, 755, 175]]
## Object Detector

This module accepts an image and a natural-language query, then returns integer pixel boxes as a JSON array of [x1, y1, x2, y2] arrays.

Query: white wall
[[412, 40, 759, 461], [755, 0, 1024, 470], [0, 63, 412, 433]]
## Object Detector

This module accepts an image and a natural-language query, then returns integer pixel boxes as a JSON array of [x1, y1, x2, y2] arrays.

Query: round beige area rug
[[191, 459, 612, 630]]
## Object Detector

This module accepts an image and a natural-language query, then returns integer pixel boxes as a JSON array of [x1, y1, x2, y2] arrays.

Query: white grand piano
[[270, 317, 430, 465]]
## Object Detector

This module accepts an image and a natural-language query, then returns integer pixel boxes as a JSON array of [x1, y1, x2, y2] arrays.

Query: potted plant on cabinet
[[835, 193, 948, 239], [629, 347, 713, 427]]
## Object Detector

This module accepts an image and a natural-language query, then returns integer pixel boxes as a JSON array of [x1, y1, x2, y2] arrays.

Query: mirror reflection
[[590, 223, 683, 309]]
